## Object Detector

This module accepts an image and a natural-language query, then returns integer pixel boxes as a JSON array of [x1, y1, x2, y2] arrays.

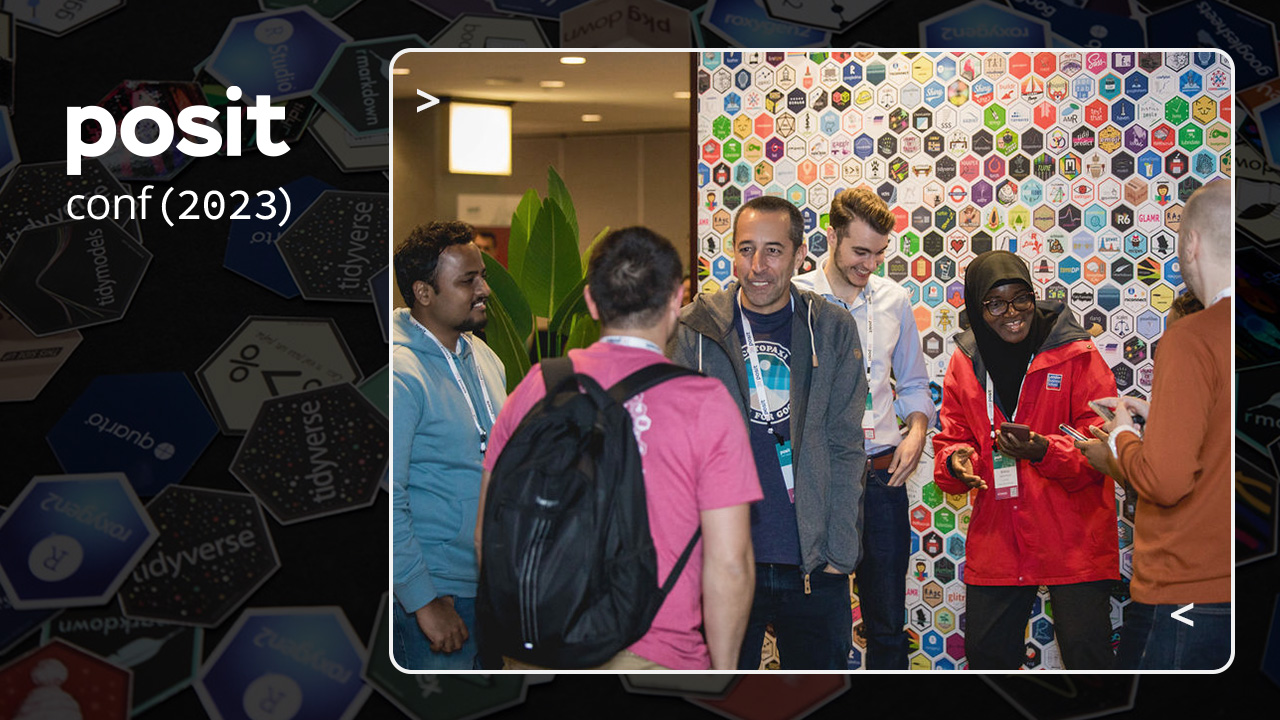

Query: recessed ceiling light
[[581, 114, 602, 123], [673, 91, 691, 99], [560, 56, 587, 65], [483, 77, 522, 86], [392, 68, 410, 76], [540, 80, 566, 88]]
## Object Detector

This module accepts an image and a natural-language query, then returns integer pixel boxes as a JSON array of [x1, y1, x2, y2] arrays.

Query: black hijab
[[963, 251, 1053, 420]]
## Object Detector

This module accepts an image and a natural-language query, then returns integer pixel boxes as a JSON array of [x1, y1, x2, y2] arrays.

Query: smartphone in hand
[[1000, 422, 1031, 442], [1059, 423, 1090, 442], [1088, 400, 1115, 422]]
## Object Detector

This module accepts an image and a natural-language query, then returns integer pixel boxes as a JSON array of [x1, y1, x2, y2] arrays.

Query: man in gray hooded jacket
[[668, 196, 868, 669]]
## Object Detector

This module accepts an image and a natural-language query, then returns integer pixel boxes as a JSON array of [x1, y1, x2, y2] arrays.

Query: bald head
[[1181, 180, 1231, 247], [1178, 180, 1232, 301]]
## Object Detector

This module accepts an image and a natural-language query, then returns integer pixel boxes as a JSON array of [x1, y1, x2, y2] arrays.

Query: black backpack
[[477, 356, 702, 668]]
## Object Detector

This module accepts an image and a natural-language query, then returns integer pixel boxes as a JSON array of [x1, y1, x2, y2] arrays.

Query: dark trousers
[[1117, 600, 1230, 670], [855, 465, 910, 669], [965, 580, 1115, 670], [737, 563, 853, 670]]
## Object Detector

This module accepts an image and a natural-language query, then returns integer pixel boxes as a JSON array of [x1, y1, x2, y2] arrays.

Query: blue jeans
[[855, 466, 909, 669], [392, 597, 481, 670], [737, 563, 853, 670], [1117, 601, 1231, 670]]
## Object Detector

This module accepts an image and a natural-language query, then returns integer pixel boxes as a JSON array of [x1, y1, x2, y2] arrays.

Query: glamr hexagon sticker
[[232, 383, 386, 525], [225, 176, 332, 299], [47, 372, 217, 497], [117, 486, 278, 628], [2, 0, 123, 37], [315, 36, 425, 137], [0, 305, 82, 402], [690, 675, 849, 719], [207, 7, 352, 103], [197, 316, 362, 435], [276, 191, 387, 302], [42, 604, 202, 715], [0, 639, 132, 720], [0, 219, 151, 337], [196, 607, 370, 720], [0, 473, 157, 610]]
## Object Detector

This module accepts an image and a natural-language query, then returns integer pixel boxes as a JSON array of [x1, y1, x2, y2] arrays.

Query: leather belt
[[869, 448, 896, 472]]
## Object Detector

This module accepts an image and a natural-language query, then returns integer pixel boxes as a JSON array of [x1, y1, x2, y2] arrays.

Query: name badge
[[992, 449, 1018, 500], [776, 440, 795, 504]]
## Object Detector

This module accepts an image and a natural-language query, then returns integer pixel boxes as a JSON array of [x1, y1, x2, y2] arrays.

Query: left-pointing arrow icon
[[1171, 603, 1195, 627], [416, 90, 440, 113]]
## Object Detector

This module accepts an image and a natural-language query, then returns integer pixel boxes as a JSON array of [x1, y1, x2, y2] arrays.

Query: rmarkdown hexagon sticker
[[232, 383, 387, 524], [316, 36, 426, 137], [196, 607, 370, 720], [0, 474, 157, 610], [47, 372, 217, 497], [277, 191, 388, 302], [118, 486, 279, 628]]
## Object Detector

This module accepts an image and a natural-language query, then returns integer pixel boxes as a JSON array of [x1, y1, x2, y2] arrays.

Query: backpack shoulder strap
[[659, 527, 702, 597], [606, 363, 702, 404], [541, 356, 576, 397]]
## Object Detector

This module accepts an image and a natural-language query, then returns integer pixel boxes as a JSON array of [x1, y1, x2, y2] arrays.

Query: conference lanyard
[[858, 284, 875, 431], [601, 335, 663, 355], [985, 360, 1031, 501], [412, 317, 496, 455], [738, 293, 791, 445]]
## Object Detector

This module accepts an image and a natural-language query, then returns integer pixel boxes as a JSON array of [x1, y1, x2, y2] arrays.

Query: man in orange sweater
[[1077, 179, 1232, 670]]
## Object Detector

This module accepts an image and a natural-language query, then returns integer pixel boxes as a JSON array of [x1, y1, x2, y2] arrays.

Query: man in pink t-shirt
[[479, 227, 760, 670]]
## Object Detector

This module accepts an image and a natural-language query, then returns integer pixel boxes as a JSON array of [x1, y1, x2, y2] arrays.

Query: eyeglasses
[[981, 293, 1036, 316]]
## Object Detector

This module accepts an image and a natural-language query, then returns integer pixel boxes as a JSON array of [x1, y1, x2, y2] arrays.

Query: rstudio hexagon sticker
[[207, 7, 352, 102]]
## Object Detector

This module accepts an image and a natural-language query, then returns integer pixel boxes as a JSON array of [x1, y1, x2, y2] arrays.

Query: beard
[[457, 311, 488, 333]]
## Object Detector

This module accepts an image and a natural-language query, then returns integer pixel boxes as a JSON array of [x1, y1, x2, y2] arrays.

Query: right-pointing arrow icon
[[1171, 603, 1195, 627], [416, 90, 439, 113]]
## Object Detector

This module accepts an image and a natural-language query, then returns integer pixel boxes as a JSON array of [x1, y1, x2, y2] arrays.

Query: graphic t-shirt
[[736, 302, 801, 566], [483, 341, 762, 669]]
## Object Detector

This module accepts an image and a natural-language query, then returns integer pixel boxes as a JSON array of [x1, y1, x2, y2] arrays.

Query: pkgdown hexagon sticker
[[232, 383, 387, 524], [277, 191, 388, 302]]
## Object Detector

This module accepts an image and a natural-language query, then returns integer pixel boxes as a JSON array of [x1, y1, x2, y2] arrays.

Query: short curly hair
[[394, 221, 476, 306]]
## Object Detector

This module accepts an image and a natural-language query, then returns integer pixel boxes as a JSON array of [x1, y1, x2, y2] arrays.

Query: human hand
[[949, 446, 986, 490], [415, 596, 469, 654], [887, 429, 926, 487], [996, 429, 1049, 462]]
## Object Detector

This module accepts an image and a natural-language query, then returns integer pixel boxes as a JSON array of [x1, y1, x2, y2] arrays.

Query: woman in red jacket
[[933, 251, 1120, 670]]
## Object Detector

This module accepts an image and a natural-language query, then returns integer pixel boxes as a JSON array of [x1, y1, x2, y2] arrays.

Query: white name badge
[[992, 449, 1019, 500]]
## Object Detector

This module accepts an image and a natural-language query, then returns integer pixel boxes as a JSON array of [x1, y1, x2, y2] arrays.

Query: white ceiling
[[392, 51, 693, 136]]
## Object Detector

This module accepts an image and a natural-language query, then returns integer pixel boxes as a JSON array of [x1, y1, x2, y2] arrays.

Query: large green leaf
[[565, 313, 600, 352], [548, 276, 589, 337], [547, 166, 579, 245], [481, 290, 531, 394], [520, 199, 583, 319], [506, 188, 541, 282], [481, 253, 532, 343], [581, 225, 610, 273]]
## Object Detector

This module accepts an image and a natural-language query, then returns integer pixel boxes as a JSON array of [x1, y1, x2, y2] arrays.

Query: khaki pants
[[503, 649, 667, 670]]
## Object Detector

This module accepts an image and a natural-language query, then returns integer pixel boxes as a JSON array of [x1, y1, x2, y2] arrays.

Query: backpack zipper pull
[[804, 572, 811, 595]]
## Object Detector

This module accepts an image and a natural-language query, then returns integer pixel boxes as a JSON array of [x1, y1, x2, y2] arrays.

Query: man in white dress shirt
[[792, 187, 936, 669]]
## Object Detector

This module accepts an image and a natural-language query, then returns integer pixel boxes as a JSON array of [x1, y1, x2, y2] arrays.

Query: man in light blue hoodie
[[392, 221, 506, 670]]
